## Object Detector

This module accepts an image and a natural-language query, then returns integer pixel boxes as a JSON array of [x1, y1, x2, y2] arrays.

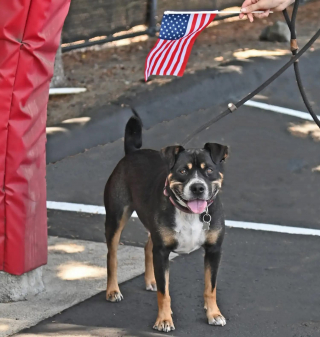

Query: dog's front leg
[[204, 245, 226, 326], [152, 245, 174, 332]]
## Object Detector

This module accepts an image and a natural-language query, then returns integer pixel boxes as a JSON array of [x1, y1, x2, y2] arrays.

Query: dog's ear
[[160, 145, 184, 169], [204, 143, 229, 164]]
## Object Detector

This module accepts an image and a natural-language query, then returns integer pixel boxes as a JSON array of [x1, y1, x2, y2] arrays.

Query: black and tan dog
[[104, 113, 229, 332]]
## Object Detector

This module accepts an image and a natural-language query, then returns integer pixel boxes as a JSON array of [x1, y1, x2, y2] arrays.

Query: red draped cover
[[0, 0, 70, 275]]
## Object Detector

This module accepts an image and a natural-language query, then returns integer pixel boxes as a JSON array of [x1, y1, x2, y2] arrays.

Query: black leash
[[182, 0, 320, 146], [283, 1, 320, 128]]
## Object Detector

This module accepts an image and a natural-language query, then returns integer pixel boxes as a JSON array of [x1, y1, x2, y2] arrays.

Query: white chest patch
[[173, 210, 206, 254]]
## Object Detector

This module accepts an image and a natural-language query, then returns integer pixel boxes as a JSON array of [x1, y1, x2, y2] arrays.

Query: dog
[[104, 112, 229, 332]]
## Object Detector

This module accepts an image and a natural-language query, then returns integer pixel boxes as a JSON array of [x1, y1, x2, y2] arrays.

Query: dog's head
[[161, 143, 229, 214]]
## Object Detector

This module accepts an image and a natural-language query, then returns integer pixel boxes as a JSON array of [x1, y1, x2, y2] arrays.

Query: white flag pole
[[164, 10, 272, 14]]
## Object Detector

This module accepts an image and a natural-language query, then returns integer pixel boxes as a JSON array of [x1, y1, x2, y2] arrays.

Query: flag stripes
[[145, 13, 216, 81]]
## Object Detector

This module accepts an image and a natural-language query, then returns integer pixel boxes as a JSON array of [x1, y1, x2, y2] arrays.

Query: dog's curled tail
[[124, 108, 143, 155]]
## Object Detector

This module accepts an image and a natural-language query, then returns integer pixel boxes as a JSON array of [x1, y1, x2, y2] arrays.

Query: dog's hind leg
[[105, 205, 132, 302], [144, 233, 157, 291]]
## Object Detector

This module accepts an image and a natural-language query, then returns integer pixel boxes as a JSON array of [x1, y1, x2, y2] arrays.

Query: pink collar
[[163, 178, 213, 214]]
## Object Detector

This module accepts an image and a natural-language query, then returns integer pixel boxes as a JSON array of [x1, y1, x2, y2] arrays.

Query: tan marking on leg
[[154, 271, 175, 332], [159, 227, 176, 247], [204, 265, 226, 326], [145, 233, 157, 291], [187, 163, 193, 169], [201, 162, 206, 169], [206, 228, 221, 245], [106, 206, 130, 302], [168, 173, 173, 180]]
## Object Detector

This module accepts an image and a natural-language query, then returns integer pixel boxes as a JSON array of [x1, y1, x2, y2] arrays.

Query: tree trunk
[[50, 42, 65, 88]]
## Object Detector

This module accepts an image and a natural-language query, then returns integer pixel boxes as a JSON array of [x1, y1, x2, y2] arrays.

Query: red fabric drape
[[0, 0, 70, 275]]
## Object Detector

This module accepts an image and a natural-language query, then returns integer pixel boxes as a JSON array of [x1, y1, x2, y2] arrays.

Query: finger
[[240, 0, 257, 19], [240, 0, 255, 18], [239, 11, 249, 19], [273, 4, 289, 11], [241, 0, 268, 13], [255, 9, 270, 19], [254, 12, 268, 19], [248, 12, 254, 22], [241, 0, 255, 7]]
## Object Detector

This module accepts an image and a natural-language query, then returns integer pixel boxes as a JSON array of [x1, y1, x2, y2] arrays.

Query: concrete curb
[[0, 269, 44, 303]]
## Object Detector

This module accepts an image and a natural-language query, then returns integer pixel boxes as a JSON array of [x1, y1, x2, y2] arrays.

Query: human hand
[[239, 0, 295, 22]]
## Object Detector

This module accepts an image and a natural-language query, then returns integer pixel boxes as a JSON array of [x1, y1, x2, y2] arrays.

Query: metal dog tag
[[202, 208, 211, 231], [202, 221, 210, 231]]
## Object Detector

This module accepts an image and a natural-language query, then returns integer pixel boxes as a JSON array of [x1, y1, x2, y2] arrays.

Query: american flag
[[145, 12, 216, 81]]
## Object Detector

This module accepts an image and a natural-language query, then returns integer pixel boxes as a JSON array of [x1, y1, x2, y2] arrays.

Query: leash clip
[[290, 39, 299, 53], [202, 206, 211, 231], [228, 103, 237, 113]]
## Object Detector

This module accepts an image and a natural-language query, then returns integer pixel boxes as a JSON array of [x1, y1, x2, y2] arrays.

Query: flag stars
[[159, 13, 190, 40]]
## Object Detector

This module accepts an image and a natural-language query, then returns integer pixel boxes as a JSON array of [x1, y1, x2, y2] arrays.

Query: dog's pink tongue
[[187, 200, 207, 214]]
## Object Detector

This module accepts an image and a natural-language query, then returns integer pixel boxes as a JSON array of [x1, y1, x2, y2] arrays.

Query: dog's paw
[[106, 290, 123, 302], [146, 282, 157, 291], [153, 318, 175, 333], [207, 314, 226, 326]]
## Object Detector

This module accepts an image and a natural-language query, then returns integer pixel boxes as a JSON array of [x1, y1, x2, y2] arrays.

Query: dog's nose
[[190, 183, 205, 196]]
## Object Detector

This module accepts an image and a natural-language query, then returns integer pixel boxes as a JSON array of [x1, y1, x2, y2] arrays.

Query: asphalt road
[[46, 49, 320, 163], [20, 229, 320, 337], [21, 50, 320, 336]]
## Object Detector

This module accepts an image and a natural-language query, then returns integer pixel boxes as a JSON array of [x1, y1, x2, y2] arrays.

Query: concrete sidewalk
[[1, 238, 146, 337]]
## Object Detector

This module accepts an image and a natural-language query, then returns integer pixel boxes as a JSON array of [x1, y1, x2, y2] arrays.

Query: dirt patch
[[288, 121, 320, 142], [48, 1, 320, 126], [312, 165, 320, 173]]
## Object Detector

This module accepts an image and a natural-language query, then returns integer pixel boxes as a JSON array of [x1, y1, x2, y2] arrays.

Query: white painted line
[[244, 100, 320, 121], [47, 201, 320, 237], [47, 201, 138, 218], [49, 87, 87, 95], [226, 220, 320, 236], [47, 201, 105, 214]]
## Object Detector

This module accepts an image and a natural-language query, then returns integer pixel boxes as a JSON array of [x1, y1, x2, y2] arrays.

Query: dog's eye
[[207, 168, 213, 174], [179, 169, 187, 175]]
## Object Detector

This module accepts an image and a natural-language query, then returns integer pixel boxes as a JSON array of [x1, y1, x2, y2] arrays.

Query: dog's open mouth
[[186, 200, 207, 214]]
